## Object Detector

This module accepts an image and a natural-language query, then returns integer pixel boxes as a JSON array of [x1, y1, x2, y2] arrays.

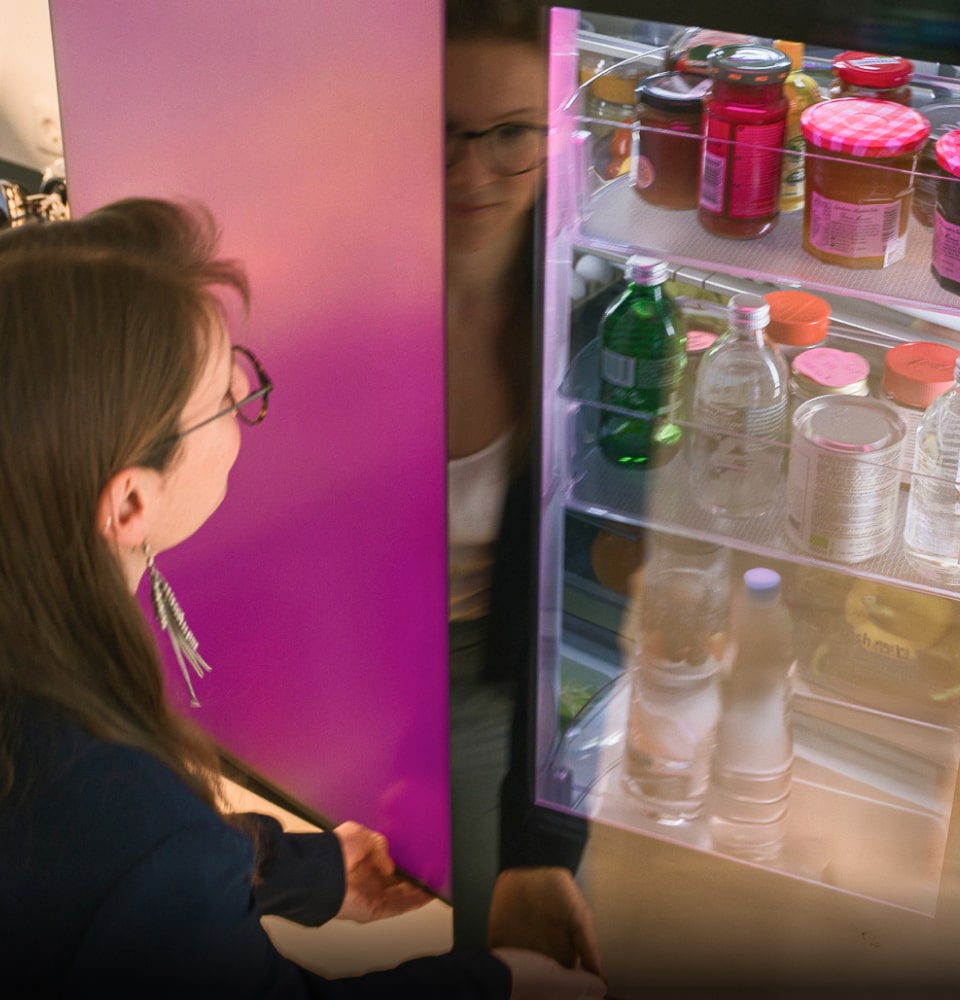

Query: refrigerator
[[48, 0, 452, 897], [535, 4, 960, 992]]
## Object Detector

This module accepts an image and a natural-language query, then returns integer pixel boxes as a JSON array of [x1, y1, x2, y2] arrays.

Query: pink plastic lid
[[882, 341, 959, 407], [935, 129, 960, 178], [801, 98, 930, 157], [686, 329, 718, 354], [793, 347, 870, 388]]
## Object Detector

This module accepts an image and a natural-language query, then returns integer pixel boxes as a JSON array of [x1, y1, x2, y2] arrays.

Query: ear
[[96, 468, 154, 550]]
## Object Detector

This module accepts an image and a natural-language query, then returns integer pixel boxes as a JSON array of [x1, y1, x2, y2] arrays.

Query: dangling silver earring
[[144, 543, 212, 708]]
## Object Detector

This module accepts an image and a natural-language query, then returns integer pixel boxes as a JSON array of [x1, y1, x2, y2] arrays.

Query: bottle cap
[[935, 128, 960, 178], [832, 51, 914, 89], [625, 254, 668, 285], [800, 99, 930, 158], [707, 44, 791, 85], [773, 40, 804, 72], [728, 292, 770, 330], [793, 347, 870, 389], [744, 567, 782, 606], [882, 341, 960, 407], [764, 290, 830, 347]]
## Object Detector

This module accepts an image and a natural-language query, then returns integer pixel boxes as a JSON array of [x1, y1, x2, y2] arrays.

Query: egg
[[574, 254, 615, 284]]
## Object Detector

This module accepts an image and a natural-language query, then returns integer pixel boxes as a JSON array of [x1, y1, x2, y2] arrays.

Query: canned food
[[786, 396, 905, 563]]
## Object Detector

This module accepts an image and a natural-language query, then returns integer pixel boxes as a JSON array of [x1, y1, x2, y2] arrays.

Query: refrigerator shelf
[[573, 173, 960, 322], [551, 670, 955, 915], [559, 337, 960, 601]]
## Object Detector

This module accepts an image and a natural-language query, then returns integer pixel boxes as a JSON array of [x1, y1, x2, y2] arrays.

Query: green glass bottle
[[598, 255, 687, 467]]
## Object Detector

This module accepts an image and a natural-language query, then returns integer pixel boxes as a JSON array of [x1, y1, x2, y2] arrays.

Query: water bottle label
[[601, 348, 635, 388]]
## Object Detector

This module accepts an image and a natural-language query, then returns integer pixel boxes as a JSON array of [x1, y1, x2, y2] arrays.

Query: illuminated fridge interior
[[535, 5, 960, 983]]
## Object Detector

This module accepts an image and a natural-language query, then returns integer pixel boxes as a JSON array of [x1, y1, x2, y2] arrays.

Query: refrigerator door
[[50, 1, 451, 895], [537, 7, 960, 991]]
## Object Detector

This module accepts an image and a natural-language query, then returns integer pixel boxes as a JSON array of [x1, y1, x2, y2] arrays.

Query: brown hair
[[445, 0, 545, 45], [0, 198, 249, 808]]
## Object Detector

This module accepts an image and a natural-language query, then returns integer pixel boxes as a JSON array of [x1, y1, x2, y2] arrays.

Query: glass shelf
[[576, 173, 960, 320]]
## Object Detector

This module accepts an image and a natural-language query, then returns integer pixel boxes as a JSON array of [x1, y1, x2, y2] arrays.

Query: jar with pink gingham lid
[[800, 98, 930, 269], [932, 128, 960, 294]]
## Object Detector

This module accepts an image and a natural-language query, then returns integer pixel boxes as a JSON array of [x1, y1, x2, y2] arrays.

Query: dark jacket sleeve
[[66, 810, 512, 999], [488, 466, 588, 873], [241, 812, 346, 926]]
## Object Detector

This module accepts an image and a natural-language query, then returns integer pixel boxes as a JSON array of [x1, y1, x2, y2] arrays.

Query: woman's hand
[[492, 947, 606, 999], [488, 867, 604, 976], [332, 821, 432, 923]]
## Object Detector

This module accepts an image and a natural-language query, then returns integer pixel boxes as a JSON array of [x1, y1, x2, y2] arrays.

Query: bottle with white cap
[[709, 567, 795, 864], [688, 293, 790, 518]]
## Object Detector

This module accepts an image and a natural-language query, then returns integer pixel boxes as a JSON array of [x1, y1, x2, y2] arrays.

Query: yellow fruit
[[844, 579, 956, 661]]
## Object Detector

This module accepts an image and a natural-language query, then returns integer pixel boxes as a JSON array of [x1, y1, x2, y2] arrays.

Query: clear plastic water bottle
[[903, 357, 960, 584], [598, 255, 687, 468], [709, 568, 795, 863], [621, 535, 732, 824], [688, 293, 789, 518]]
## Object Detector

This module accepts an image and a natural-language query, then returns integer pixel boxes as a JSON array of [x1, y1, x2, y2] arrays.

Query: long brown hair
[[0, 198, 249, 809], [445, 0, 547, 475]]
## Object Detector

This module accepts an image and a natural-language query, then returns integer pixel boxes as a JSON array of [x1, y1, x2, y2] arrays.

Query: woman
[[446, 0, 599, 971], [0, 198, 605, 999]]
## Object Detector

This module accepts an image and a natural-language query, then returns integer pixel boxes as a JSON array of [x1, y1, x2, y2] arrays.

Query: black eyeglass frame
[[445, 123, 548, 176], [175, 343, 273, 440]]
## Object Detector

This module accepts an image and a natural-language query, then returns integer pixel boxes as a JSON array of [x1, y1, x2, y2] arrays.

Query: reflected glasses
[[445, 122, 547, 176], [177, 344, 273, 439]]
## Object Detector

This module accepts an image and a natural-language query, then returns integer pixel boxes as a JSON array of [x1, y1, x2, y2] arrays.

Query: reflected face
[[151, 319, 244, 553], [445, 39, 548, 255]]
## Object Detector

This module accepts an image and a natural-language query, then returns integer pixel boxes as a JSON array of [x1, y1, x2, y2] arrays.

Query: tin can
[[786, 396, 905, 563]]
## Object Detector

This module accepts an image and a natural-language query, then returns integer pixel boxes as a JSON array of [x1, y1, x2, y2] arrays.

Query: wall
[[49, 0, 451, 894]]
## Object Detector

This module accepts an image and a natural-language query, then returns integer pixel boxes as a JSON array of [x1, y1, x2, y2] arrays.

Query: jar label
[[700, 119, 784, 219], [933, 210, 960, 282], [808, 190, 906, 264]]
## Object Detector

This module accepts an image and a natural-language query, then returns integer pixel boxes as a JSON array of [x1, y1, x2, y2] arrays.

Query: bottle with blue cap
[[709, 567, 795, 863]]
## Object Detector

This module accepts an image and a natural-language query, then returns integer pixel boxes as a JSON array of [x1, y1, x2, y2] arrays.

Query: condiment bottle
[[773, 41, 823, 212], [829, 51, 914, 106], [932, 129, 960, 295], [698, 44, 791, 240], [912, 102, 960, 228], [763, 289, 830, 361], [800, 99, 930, 269], [634, 71, 711, 210], [882, 341, 960, 485]]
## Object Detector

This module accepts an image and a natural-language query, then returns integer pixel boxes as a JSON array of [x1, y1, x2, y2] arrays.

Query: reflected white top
[[448, 427, 513, 622]]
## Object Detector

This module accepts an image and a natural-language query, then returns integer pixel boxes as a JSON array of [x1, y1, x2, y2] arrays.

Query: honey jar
[[800, 99, 930, 269]]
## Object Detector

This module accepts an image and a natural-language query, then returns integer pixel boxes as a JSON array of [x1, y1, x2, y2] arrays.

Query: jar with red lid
[[912, 102, 960, 228], [800, 99, 930, 269], [932, 128, 960, 294], [829, 51, 914, 106], [881, 341, 960, 483], [634, 71, 711, 210], [763, 289, 830, 360], [697, 44, 791, 240]]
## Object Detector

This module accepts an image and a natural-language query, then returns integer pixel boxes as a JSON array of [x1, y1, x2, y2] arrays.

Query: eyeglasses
[[176, 344, 273, 439], [445, 122, 547, 176]]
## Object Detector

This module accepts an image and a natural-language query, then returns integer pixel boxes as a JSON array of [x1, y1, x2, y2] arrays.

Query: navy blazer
[[0, 701, 509, 998]]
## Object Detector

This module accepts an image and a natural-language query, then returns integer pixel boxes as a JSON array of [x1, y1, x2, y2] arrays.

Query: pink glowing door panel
[[49, 0, 450, 894]]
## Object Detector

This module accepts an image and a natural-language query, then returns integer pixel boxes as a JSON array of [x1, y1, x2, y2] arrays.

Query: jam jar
[[634, 71, 711, 210], [800, 99, 930, 269], [829, 51, 914, 106]]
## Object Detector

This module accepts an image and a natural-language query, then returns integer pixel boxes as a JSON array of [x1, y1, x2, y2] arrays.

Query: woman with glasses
[[0, 197, 604, 999], [445, 0, 602, 978]]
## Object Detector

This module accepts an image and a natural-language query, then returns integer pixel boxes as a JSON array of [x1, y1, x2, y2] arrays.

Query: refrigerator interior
[[536, 6, 960, 931]]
